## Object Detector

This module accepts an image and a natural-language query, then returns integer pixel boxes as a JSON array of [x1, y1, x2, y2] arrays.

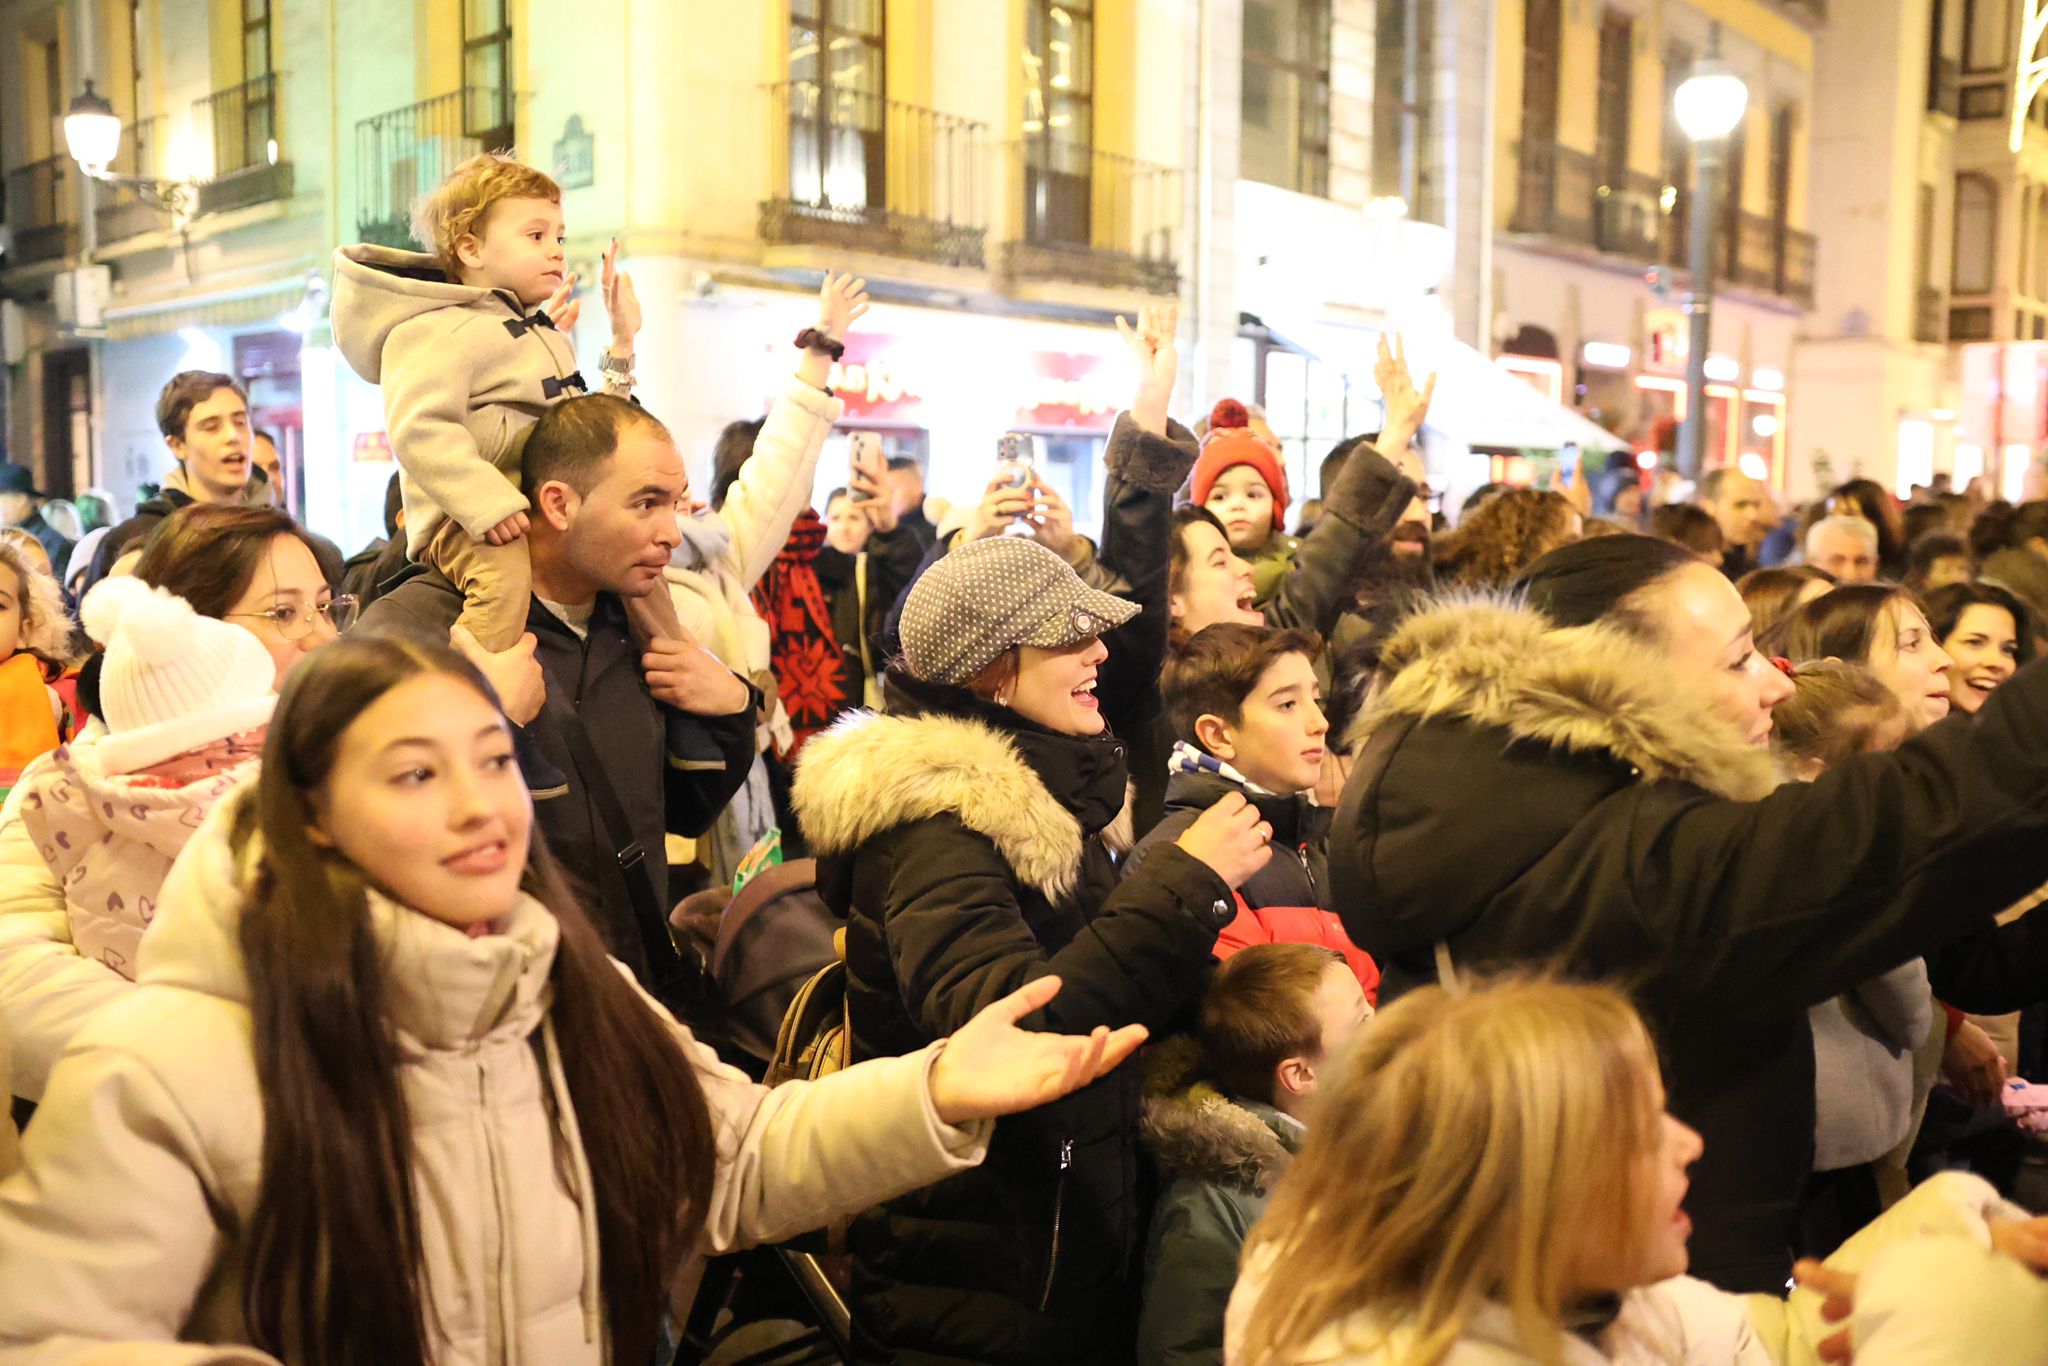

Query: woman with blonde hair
[[1224, 976, 2046, 1366]]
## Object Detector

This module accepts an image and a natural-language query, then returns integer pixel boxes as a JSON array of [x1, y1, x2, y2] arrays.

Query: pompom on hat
[[79, 577, 277, 774], [1190, 398, 1289, 532]]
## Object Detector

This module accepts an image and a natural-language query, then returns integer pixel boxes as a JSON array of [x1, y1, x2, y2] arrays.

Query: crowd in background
[[14, 151, 2048, 1366]]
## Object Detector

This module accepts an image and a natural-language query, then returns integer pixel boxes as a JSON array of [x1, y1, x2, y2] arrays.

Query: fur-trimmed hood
[[1358, 593, 1780, 802], [1140, 1036, 1297, 1194], [793, 708, 1096, 901]]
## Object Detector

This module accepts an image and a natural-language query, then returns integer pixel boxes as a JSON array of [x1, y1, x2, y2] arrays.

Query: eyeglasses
[[227, 594, 360, 640]]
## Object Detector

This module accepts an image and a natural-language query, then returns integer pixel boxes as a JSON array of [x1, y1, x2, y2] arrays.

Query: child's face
[[1586, 1072, 1702, 1296], [1205, 464, 1277, 551], [1209, 651, 1328, 795], [457, 196, 567, 307], [0, 563, 24, 662]]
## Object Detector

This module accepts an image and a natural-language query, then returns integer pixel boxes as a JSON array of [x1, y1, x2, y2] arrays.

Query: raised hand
[[1116, 302, 1179, 436], [1024, 480, 1077, 559], [963, 473, 1036, 543], [643, 623, 752, 717], [927, 976, 1149, 1125], [602, 238, 641, 352], [1791, 1259, 1857, 1364], [1174, 791, 1274, 890], [1374, 334, 1438, 452], [819, 271, 871, 343], [542, 272, 582, 333]]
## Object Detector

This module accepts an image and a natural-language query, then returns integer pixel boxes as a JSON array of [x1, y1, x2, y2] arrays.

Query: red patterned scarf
[[751, 507, 846, 758]]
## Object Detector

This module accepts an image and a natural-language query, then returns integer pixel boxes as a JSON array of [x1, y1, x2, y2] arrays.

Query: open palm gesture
[[1117, 302, 1179, 435], [603, 237, 641, 347], [927, 977, 1149, 1125], [819, 271, 871, 343], [1374, 334, 1437, 450]]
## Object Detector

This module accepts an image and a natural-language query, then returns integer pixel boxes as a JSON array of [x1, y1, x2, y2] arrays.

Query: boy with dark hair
[[1125, 621, 1377, 992], [1137, 942, 1371, 1365]]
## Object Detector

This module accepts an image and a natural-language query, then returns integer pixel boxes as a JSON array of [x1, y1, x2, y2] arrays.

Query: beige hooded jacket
[[0, 787, 990, 1364], [332, 244, 604, 554]]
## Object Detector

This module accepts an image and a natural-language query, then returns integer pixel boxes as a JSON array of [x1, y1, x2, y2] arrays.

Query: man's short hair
[[521, 394, 671, 497], [155, 371, 247, 441], [1696, 467, 1736, 503], [412, 152, 562, 278], [382, 470, 405, 537], [1163, 622, 1323, 746], [886, 455, 923, 476], [1805, 514, 1879, 557], [1198, 943, 1346, 1106]]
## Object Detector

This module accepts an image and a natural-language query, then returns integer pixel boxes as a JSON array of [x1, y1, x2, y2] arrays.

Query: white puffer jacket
[[0, 786, 989, 1364]]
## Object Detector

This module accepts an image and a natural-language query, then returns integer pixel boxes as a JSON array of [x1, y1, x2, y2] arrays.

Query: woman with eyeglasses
[[0, 504, 352, 1106]]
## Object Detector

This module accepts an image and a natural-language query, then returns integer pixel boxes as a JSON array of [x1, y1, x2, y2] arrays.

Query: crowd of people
[[9, 151, 2048, 1366]]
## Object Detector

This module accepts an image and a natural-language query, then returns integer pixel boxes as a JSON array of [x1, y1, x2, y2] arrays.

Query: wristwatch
[[599, 348, 635, 389]]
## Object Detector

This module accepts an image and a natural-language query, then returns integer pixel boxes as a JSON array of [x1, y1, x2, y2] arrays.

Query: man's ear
[[533, 478, 580, 532], [1194, 712, 1236, 762], [1276, 1055, 1315, 1098], [164, 432, 186, 464]]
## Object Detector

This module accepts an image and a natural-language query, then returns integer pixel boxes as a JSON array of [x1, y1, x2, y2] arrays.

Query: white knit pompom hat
[[79, 577, 278, 774]]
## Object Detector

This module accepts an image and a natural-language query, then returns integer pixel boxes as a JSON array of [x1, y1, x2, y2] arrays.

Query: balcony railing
[[1916, 285, 1947, 343], [2, 156, 73, 265], [1781, 228, 1817, 308], [195, 73, 292, 213], [97, 117, 165, 241], [1002, 142, 1180, 293], [1732, 212, 1781, 292], [356, 90, 498, 251], [1509, 140, 1596, 246], [1592, 169, 1663, 262], [760, 81, 988, 270]]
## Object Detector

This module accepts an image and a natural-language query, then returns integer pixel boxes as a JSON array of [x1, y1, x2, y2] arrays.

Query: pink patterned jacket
[[16, 732, 264, 981]]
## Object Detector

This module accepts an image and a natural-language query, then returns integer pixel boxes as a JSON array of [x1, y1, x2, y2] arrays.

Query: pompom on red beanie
[[1190, 398, 1289, 531]]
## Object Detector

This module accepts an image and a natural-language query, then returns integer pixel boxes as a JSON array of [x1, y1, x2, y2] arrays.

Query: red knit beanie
[[1191, 399, 1289, 531]]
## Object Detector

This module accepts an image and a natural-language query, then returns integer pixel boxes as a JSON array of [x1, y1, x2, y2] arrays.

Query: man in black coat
[[360, 394, 757, 988], [0, 461, 74, 579]]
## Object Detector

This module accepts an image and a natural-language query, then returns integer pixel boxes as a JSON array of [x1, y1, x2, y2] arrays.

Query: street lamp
[[63, 79, 197, 221], [1672, 29, 1749, 480]]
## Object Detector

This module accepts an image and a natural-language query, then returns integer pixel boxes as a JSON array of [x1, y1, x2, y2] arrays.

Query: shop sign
[[821, 336, 1119, 431], [1645, 309, 1687, 373], [352, 431, 393, 463], [552, 117, 595, 190]]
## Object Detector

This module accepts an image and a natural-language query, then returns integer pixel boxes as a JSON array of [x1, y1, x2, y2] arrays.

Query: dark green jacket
[[1136, 1040, 1301, 1366]]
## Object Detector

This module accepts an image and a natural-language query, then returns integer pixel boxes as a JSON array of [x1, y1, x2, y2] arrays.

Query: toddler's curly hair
[[411, 153, 561, 279]]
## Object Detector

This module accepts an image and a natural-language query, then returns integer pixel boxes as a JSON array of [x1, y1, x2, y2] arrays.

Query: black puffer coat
[[794, 672, 1233, 1365], [1333, 595, 2048, 1294]]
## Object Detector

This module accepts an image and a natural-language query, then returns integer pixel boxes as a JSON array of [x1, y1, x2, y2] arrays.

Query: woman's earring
[[994, 690, 1011, 707]]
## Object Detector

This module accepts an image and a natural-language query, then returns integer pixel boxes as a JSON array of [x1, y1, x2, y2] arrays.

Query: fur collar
[[1359, 594, 1780, 802], [792, 709, 1088, 901], [1140, 1037, 1297, 1193]]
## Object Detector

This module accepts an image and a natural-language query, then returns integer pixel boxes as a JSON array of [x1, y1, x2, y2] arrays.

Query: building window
[[1954, 173, 1999, 293], [1521, 0, 1562, 149], [1022, 0, 1095, 245], [1720, 111, 1748, 278], [1372, 0, 1439, 221], [242, 0, 271, 80], [1767, 103, 1795, 276], [1594, 10, 1632, 187], [1965, 0, 2012, 74], [129, 0, 145, 121], [1930, 0, 1964, 113], [787, 0, 885, 210], [1243, 0, 1332, 197], [43, 39, 63, 126], [464, 0, 513, 149]]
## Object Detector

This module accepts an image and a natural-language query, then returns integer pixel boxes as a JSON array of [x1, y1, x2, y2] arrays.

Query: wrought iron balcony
[[1781, 228, 1817, 309], [1002, 142, 1180, 294], [1509, 140, 1597, 246], [194, 73, 293, 213], [2, 156, 73, 265], [761, 81, 988, 270], [1929, 56, 1962, 118], [355, 90, 503, 251], [96, 117, 167, 241], [1592, 170, 1663, 262]]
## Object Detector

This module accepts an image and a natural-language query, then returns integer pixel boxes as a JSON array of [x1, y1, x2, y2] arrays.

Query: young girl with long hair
[[0, 636, 1139, 1364], [1226, 977, 2043, 1366]]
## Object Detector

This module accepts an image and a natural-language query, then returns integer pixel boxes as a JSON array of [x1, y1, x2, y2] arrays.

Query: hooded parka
[[1332, 596, 2048, 1293]]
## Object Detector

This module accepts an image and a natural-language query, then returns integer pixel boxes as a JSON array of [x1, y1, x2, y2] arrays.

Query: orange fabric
[[0, 653, 61, 796], [1214, 891, 1381, 1004]]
